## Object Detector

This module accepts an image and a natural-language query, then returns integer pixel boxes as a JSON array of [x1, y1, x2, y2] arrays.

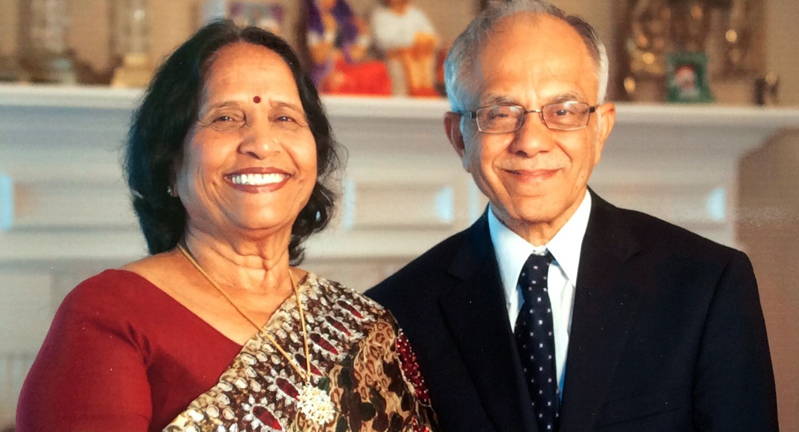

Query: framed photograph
[[666, 52, 714, 103]]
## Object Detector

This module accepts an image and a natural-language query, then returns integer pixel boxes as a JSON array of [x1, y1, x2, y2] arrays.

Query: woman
[[17, 21, 436, 432]]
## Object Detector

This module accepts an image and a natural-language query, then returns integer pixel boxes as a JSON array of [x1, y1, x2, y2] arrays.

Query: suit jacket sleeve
[[692, 250, 778, 431]]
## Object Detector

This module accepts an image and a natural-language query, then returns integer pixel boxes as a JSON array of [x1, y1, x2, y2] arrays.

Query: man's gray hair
[[444, 0, 609, 113]]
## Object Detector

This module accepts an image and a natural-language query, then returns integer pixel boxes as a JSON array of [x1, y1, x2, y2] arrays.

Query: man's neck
[[495, 191, 589, 246]]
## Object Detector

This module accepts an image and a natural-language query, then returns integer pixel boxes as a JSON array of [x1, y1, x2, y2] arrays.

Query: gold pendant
[[297, 383, 335, 425]]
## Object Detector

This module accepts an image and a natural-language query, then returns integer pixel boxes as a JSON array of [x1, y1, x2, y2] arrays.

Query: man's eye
[[556, 108, 582, 118], [487, 108, 511, 120]]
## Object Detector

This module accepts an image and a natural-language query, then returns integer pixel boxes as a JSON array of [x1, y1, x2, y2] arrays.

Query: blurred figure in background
[[371, 0, 440, 97], [305, 0, 392, 95]]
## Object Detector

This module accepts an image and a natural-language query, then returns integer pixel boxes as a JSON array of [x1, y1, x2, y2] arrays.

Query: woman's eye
[[201, 112, 244, 130], [276, 115, 296, 123]]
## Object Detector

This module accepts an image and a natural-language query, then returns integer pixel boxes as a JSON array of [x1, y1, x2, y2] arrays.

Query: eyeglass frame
[[458, 101, 599, 133]]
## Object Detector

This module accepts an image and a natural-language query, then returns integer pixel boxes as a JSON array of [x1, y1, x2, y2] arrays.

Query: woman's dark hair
[[125, 20, 341, 264]]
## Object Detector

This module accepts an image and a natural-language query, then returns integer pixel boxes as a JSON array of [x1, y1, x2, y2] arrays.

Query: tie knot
[[521, 252, 552, 275], [517, 252, 553, 304]]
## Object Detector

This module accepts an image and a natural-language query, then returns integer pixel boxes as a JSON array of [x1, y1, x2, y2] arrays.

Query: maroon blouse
[[17, 270, 243, 432]]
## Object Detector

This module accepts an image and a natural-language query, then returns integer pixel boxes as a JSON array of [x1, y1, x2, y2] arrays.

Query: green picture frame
[[666, 52, 714, 103]]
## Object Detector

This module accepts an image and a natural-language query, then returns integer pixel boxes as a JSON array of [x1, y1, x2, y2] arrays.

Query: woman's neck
[[181, 226, 294, 296]]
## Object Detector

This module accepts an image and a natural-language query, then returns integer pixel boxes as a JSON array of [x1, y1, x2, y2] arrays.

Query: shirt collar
[[488, 192, 592, 299]]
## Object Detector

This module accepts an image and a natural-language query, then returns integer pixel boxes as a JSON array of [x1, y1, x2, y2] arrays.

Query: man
[[366, 1, 778, 431]]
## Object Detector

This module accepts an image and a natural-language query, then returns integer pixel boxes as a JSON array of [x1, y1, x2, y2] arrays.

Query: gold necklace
[[177, 244, 335, 425]]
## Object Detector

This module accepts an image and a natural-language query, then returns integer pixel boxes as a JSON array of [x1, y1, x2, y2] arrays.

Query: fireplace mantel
[[2, 85, 799, 262]]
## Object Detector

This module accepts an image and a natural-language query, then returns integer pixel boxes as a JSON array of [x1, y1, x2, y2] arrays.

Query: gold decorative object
[[0, 54, 25, 82], [111, 0, 153, 88], [621, 0, 764, 103], [19, 0, 76, 84], [719, 0, 762, 77]]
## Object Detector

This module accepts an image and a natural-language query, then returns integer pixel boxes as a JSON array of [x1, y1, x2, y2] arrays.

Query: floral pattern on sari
[[164, 273, 436, 432]]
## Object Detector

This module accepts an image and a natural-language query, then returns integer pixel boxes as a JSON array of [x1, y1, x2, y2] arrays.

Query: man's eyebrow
[[479, 92, 587, 107], [481, 94, 518, 106], [546, 92, 586, 104]]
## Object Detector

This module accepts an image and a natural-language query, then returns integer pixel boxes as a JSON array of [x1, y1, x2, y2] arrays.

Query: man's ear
[[593, 102, 616, 164], [444, 112, 470, 171]]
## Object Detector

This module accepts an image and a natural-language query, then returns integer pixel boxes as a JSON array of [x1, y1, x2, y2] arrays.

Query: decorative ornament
[[297, 384, 335, 424]]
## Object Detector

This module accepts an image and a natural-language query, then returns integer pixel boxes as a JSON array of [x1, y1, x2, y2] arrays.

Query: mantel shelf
[[3, 84, 799, 128]]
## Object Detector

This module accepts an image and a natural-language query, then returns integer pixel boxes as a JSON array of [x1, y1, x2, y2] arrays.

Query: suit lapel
[[439, 213, 538, 432], [559, 192, 643, 432]]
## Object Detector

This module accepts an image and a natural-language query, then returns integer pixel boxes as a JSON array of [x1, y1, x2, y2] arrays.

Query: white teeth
[[230, 173, 287, 185]]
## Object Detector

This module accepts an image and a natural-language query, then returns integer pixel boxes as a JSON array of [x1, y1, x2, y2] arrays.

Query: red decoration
[[326, 316, 352, 336], [275, 377, 300, 400], [253, 405, 283, 430], [295, 353, 323, 376], [253, 95, 261, 103], [310, 333, 339, 355], [396, 331, 431, 406], [337, 300, 364, 319]]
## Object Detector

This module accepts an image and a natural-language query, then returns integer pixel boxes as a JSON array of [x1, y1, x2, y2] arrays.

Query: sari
[[164, 273, 437, 432]]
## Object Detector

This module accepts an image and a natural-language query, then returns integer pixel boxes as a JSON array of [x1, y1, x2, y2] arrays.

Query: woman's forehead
[[201, 43, 300, 105]]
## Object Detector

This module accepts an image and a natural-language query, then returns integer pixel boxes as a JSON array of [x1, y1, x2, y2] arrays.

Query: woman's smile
[[225, 167, 292, 193]]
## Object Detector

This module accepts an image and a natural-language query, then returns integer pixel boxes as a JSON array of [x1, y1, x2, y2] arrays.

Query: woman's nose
[[238, 122, 279, 159]]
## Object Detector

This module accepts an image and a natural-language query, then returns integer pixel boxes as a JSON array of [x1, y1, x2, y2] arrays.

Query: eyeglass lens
[[476, 102, 592, 133]]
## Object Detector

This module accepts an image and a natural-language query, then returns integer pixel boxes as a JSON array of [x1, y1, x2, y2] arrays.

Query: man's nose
[[509, 112, 555, 156]]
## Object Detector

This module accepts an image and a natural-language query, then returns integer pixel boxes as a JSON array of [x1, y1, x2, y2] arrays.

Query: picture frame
[[666, 52, 714, 103]]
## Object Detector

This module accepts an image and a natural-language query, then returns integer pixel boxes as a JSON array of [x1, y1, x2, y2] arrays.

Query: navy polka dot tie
[[514, 252, 559, 432]]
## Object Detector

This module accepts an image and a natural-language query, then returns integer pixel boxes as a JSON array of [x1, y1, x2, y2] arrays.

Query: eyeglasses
[[460, 101, 598, 133]]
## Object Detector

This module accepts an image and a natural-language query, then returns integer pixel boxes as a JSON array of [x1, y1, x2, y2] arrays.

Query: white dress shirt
[[488, 192, 592, 393]]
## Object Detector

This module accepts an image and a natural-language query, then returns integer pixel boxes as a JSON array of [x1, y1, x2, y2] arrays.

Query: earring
[[167, 185, 175, 197]]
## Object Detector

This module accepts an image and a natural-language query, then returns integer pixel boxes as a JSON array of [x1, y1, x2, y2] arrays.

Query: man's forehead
[[467, 13, 597, 103], [480, 14, 593, 63]]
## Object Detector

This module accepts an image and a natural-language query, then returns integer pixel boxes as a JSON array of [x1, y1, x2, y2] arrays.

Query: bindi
[[253, 95, 261, 103]]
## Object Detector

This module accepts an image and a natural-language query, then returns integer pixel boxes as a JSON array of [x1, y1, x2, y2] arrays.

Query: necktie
[[514, 252, 559, 431]]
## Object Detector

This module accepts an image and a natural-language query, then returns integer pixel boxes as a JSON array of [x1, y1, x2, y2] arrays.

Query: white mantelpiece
[[2, 85, 798, 262], [1, 84, 799, 423]]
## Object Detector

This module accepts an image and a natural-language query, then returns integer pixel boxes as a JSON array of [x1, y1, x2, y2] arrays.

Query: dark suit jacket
[[366, 192, 778, 432]]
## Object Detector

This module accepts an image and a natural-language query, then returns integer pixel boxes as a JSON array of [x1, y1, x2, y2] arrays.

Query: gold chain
[[177, 244, 312, 382]]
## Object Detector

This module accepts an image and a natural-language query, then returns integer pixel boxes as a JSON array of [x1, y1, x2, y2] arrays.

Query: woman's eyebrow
[[204, 100, 243, 111], [269, 100, 305, 112]]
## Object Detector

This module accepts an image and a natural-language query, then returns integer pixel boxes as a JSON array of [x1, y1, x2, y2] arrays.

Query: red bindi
[[253, 95, 261, 103]]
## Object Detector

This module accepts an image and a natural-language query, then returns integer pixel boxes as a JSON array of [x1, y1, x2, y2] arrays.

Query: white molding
[[2, 83, 799, 259], [6, 84, 799, 126]]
